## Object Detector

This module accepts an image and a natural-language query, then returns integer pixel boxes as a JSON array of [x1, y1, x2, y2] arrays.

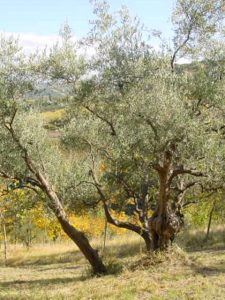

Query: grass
[[176, 224, 225, 252], [0, 230, 225, 300]]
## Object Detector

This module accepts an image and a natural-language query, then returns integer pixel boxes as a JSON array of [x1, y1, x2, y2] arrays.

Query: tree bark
[[36, 171, 107, 275], [141, 230, 152, 251], [149, 152, 183, 250], [102, 217, 108, 257], [149, 160, 171, 250], [57, 214, 107, 275]]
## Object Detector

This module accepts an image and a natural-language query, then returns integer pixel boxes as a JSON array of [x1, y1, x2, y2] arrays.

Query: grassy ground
[[0, 230, 225, 300]]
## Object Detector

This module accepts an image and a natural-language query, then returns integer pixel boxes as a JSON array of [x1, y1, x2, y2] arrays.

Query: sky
[[0, 0, 176, 53]]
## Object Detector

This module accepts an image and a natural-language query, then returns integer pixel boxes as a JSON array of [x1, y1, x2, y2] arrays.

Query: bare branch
[[138, 113, 159, 141], [0, 169, 42, 192], [83, 105, 117, 136], [171, 25, 193, 71], [8, 108, 18, 127], [173, 181, 198, 195]]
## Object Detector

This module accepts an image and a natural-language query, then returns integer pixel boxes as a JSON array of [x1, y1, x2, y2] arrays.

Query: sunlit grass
[[0, 229, 225, 299]]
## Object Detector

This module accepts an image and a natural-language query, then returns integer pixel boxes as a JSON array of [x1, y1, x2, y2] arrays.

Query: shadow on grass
[[191, 260, 225, 276], [37, 265, 83, 272], [3, 250, 83, 267], [177, 227, 225, 253], [190, 245, 225, 253], [0, 276, 84, 288], [0, 235, 143, 269]]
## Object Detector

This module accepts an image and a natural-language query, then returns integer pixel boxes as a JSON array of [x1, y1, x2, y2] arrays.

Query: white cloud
[[0, 31, 97, 59], [177, 57, 191, 64], [1, 31, 64, 54], [0, 31, 191, 65]]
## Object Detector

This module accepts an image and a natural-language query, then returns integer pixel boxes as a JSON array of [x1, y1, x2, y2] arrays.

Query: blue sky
[[0, 0, 175, 51]]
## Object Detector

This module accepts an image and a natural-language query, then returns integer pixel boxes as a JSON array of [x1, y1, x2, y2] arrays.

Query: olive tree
[[56, 1, 222, 250], [0, 35, 107, 275], [65, 66, 218, 250]]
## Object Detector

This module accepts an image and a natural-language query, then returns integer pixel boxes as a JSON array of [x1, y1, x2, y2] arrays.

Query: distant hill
[[25, 83, 70, 111]]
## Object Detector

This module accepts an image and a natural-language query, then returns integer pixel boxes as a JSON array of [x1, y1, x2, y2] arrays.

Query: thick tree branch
[[0, 170, 42, 190], [168, 166, 206, 187], [102, 200, 148, 235]]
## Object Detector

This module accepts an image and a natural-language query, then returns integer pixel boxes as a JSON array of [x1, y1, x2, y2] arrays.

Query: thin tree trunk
[[2, 221, 7, 266], [205, 201, 215, 242], [102, 217, 108, 258]]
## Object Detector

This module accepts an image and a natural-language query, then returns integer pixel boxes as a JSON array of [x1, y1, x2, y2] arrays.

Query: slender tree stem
[[102, 217, 108, 258], [2, 221, 7, 266], [205, 201, 216, 242]]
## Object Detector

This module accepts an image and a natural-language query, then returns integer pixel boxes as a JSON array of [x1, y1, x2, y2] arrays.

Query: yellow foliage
[[0, 188, 133, 241], [41, 109, 65, 122], [29, 202, 129, 240], [69, 213, 128, 237], [99, 162, 107, 173]]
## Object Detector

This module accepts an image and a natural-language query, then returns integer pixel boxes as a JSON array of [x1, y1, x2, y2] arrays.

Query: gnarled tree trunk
[[149, 151, 183, 250]]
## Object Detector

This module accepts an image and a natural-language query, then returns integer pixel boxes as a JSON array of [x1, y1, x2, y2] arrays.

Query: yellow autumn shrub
[[41, 109, 65, 122]]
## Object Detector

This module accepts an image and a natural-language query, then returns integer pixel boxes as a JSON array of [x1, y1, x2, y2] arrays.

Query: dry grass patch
[[0, 233, 225, 299], [0, 242, 82, 267], [130, 245, 190, 271]]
